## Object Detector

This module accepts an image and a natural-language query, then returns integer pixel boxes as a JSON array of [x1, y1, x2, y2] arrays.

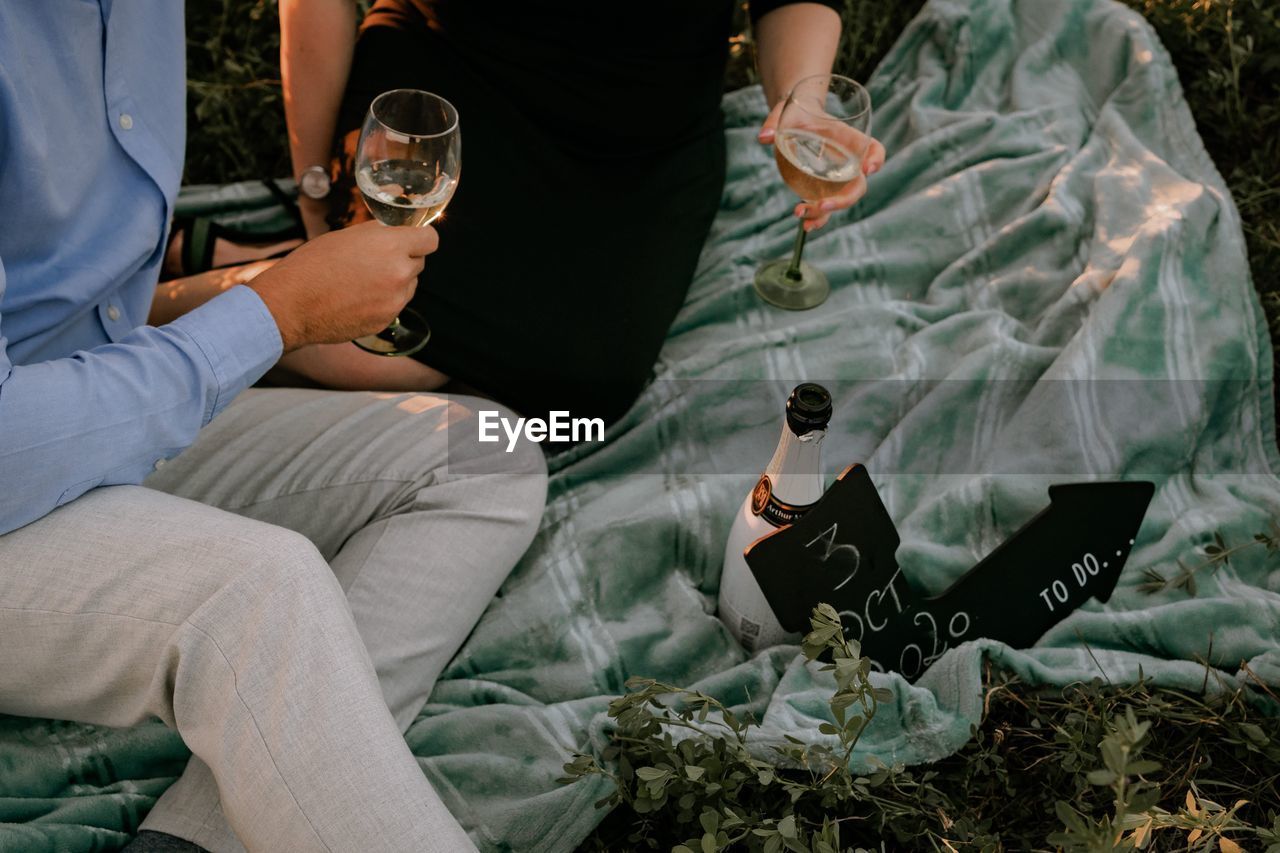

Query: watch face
[[300, 169, 330, 199]]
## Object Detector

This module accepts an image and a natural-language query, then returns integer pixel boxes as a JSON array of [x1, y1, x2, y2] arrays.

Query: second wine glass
[[755, 74, 872, 311], [353, 88, 461, 356]]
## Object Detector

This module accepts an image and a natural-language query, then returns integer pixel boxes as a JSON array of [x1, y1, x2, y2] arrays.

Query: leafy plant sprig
[[566, 635, 1279, 852], [1051, 707, 1270, 852], [561, 604, 939, 853], [1137, 524, 1280, 596]]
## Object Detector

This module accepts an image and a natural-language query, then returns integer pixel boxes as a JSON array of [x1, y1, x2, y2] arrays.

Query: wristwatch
[[298, 165, 331, 200]]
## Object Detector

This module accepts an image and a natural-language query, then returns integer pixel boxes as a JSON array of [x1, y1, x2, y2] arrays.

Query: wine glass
[[755, 74, 873, 310], [353, 88, 461, 356]]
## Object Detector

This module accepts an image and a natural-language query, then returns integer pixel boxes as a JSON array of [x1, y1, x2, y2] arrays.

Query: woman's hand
[[298, 195, 332, 240], [758, 104, 886, 232]]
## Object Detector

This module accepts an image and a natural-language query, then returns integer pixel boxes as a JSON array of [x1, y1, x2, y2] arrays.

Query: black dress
[[332, 0, 838, 426]]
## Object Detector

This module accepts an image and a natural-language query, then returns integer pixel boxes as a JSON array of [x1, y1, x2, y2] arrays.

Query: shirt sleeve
[[0, 260, 283, 534], [748, 0, 843, 23]]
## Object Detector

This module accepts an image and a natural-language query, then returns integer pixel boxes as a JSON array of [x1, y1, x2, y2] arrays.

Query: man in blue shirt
[[0, 5, 547, 851]]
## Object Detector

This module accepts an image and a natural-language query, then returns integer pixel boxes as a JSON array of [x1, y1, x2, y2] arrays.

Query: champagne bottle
[[718, 383, 832, 652]]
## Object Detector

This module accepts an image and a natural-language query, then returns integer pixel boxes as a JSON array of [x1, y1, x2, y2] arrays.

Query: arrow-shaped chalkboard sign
[[743, 465, 1154, 681]]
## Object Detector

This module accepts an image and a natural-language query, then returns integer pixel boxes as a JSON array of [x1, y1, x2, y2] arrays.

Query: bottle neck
[[763, 423, 826, 508]]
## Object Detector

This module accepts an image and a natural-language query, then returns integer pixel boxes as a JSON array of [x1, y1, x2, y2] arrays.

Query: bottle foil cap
[[786, 383, 832, 435]]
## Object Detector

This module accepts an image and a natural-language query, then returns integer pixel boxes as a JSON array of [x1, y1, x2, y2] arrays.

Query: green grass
[[184, 0, 289, 185]]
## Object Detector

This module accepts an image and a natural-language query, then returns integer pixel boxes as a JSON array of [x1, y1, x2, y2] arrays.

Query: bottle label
[[750, 476, 772, 515], [750, 475, 815, 528]]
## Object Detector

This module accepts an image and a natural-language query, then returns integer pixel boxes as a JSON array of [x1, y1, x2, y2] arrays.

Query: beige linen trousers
[[0, 387, 548, 852]]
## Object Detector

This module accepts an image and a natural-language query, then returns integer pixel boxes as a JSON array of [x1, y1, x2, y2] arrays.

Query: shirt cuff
[[169, 284, 284, 423]]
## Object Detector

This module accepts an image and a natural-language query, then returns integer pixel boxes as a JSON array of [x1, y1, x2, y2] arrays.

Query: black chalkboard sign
[[744, 465, 1154, 680]]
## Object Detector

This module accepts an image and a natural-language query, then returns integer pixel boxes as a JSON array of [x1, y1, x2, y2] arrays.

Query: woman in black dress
[[276, 0, 882, 426]]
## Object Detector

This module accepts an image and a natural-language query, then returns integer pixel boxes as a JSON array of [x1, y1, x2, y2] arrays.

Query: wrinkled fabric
[[2, 0, 1278, 850]]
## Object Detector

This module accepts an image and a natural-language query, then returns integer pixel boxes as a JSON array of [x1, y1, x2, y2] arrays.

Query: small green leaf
[[1055, 801, 1087, 832], [814, 602, 840, 623], [1085, 763, 1116, 783], [1128, 788, 1162, 814], [1240, 722, 1269, 744]]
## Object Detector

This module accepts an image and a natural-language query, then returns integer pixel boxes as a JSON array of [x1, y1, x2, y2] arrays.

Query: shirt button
[[119, 113, 134, 131], [106, 304, 121, 322], [153, 458, 168, 471]]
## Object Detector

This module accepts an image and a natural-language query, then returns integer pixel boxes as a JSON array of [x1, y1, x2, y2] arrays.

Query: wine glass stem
[[378, 317, 404, 342], [785, 220, 808, 281]]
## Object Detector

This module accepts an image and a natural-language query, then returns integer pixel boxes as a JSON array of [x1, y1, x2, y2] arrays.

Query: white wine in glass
[[756, 75, 872, 311], [356, 160, 458, 227], [353, 88, 460, 356]]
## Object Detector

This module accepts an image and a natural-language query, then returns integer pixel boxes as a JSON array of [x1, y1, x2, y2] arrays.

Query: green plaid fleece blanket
[[3, 0, 1278, 849]]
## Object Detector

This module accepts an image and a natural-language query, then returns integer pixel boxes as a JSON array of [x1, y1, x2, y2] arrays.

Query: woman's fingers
[[827, 126, 884, 176], [757, 102, 785, 144], [861, 138, 886, 175], [793, 203, 831, 232], [805, 213, 831, 231], [820, 173, 868, 212], [792, 171, 869, 231]]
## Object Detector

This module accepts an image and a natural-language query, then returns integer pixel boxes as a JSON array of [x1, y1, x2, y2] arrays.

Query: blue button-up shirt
[[0, 3, 282, 534]]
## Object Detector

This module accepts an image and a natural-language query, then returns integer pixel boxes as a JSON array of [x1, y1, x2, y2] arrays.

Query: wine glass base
[[754, 259, 830, 310], [353, 307, 431, 357]]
